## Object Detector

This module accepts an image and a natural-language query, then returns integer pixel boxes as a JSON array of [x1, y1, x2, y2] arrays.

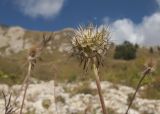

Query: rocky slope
[[0, 80, 159, 114], [0, 25, 74, 56]]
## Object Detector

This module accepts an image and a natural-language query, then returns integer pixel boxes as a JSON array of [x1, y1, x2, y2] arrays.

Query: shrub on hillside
[[149, 47, 154, 54], [157, 46, 160, 52], [114, 41, 137, 60]]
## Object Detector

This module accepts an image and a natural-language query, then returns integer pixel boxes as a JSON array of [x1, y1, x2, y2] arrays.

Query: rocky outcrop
[[0, 26, 74, 56]]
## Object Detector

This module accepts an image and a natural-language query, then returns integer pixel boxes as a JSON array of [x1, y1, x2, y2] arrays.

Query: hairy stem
[[19, 62, 32, 114], [125, 68, 151, 114], [93, 62, 108, 114]]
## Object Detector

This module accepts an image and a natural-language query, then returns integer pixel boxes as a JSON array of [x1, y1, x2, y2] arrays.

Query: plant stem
[[19, 62, 32, 114], [125, 68, 151, 114], [13, 70, 29, 104], [93, 63, 107, 114]]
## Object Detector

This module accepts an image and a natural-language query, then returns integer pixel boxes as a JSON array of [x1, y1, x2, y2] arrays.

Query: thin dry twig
[[2, 91, 18, 114]]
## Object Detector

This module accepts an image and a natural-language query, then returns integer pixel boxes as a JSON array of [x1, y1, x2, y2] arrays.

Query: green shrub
[[67, 74, 77, 83], [149, 47, 154, 54], [114, 41, 137, 60], [157, 46, 160, 52], [71, 82, 97, 95], [42, 99, 51, 109], [56, 96, 65, 103]]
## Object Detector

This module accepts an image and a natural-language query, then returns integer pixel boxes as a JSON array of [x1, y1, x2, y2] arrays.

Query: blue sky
[[0, 0, 160, 45], [0, 0, 158, 31]]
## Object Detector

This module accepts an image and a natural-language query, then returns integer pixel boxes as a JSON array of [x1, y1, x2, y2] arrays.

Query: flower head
[[72, 24, 111, 70]]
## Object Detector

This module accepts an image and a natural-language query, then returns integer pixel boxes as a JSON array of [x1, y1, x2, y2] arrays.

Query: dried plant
[[71, 24, 111, 114], [19, 33, 52, 114], [125, 58, 156, 114], [2, 91, 18, 114]]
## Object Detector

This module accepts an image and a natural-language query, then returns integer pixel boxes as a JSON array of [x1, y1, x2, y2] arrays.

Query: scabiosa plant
[[71, 24, 111, 114]]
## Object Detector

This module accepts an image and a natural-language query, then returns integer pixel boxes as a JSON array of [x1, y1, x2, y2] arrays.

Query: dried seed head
[[72, 24, 111, 70], [27, 45, 39, 69], [28, 46, 37, 58], [27, 33, 52, 69], [143, 58, 156, 75]]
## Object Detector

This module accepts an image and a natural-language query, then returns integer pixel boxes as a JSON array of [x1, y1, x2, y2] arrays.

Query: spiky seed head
[[72, 24, 111, 70], [72, 24, 110, 56]]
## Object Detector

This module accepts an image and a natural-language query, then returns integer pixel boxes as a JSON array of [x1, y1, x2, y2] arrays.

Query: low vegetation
[[0, 42, 160, 99]]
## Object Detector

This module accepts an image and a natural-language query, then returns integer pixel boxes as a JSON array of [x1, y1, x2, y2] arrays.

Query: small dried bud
[[28, 45, 37, 57], [27, 33, 52, 69], [143, 58, 156, 75]]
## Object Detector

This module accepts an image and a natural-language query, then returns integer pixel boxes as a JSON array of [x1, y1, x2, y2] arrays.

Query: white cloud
[[156, 0, 160, 7], [16, 0, 65, 19], [103, 12, 160, 46]]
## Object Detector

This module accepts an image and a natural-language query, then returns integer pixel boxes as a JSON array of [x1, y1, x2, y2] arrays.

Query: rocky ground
[[0, 80, 160, 114]]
